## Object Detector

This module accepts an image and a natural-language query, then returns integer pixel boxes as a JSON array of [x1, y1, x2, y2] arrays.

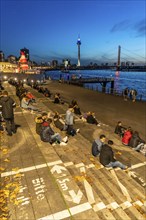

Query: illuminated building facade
[[20, 47, 29, 61]]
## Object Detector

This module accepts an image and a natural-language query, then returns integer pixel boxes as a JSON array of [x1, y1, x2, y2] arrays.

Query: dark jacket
[[99, 144, 116, 166], [0, 96, 16, 119], [87, 115, 98, 125], [54, 118, 64, 131], [40, 125, 54, 143], [129, 132, 145, 148], [114, 125, 125, 136], [35, 116, 44, 135]]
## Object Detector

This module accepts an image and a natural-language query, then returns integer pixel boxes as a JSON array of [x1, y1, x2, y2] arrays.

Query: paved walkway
[[0, 81, 146, 220]]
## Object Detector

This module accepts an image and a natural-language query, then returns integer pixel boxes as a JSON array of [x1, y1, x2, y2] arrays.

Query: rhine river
[[45, 70, 146, 101]]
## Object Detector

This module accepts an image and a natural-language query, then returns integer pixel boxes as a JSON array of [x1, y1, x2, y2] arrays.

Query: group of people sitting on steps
[[114, 121, 146, 156], [35, 105, 80, 146], [9, 79, 40, 113], [28, 81, 52, 98], [6, 79, 145, 168], [92, 134, 129, 170]]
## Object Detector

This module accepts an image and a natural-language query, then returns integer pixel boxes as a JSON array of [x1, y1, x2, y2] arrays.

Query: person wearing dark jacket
[[99, 140, 127, 169], [0, 90, 16, 135], [40, 119, 68, 146], [86, 112, 99, 125], [114, 121, 125, 137], [35, 112, 48, 135], [129, 131, 145, 149], [53, 111, 64, 131], [129, 131, 145, 151]]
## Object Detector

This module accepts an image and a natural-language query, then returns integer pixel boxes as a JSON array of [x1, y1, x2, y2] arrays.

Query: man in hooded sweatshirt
[[99, 140, 128, 170], [0, 90, 16, 136]]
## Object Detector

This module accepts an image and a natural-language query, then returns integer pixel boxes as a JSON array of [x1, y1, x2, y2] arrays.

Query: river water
[[45, 70, 146, 101]]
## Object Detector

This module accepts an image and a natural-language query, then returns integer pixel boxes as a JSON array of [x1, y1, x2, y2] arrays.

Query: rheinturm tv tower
[[77, 36, 81, 67]]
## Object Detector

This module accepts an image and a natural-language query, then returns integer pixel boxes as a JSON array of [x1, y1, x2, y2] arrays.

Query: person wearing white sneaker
[[40, 119, 69, 145], [62, 136, 68, 143], [76, 128, 80, 133], [65, 105, 79, 136], [60, 142, 67, 146]]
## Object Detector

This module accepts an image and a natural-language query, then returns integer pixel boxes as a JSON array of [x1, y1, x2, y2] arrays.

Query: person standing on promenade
[[65, 104, 79, 136], [130, 89, 137, 102], [0, 90, 16, 136], [92, 134, 106, 157], [123, 87, 129, 101], [99, 140, 128, 170]]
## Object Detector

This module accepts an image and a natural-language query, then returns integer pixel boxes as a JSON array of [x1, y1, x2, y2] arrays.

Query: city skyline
[[1, 0, 145, 65]]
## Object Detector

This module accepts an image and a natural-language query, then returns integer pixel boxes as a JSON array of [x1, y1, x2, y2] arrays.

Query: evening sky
[[1, 0, 145, 65]]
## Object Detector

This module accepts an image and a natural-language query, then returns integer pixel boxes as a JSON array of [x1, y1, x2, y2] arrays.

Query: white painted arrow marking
[[50, 165, 67, 174], [65, 190, 83, 204]]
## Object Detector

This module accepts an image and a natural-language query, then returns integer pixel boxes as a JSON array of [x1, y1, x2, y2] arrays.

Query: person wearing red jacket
[[122, 127, 133, 146]]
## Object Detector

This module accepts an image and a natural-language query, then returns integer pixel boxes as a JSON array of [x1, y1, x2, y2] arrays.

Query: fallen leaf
[[12, 167, 19, 171], [4, 158, 10, 163], [14, 173, 22, 178], [2, 149, 9, 154], [115, 151, 122, 155], [0, 167, 5, 171], [90, 157, 95, 162]]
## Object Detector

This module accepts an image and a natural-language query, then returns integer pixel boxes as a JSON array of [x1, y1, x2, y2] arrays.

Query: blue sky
[[0, 0, 145, 65]]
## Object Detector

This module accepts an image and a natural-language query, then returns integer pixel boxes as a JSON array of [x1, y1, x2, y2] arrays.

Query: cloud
[[110, 18, 146, 38], [110, 20, 131, 32], [133, 19, 146, 37]]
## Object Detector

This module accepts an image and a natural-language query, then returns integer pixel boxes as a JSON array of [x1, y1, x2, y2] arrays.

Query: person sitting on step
[[114, 121, 126, 137], [99, 140, 128, 170], [53, 111, 65, 131], [71, 99, 82, 115], [86, 111, 99, 125], [40, 118, 68, 146]]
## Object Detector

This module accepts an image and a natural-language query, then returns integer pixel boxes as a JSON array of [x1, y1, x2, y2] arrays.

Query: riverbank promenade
[[0, 80, 146, 220]]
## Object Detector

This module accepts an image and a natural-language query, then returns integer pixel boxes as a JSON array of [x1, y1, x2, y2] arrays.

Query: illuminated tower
[[77, 36, 81, 67]]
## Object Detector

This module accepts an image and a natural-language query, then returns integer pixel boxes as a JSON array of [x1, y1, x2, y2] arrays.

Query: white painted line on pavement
[[106, 202, 119, 210], [47, 160, 62, 167], [80, 167, 86, 173], [130, 162, 146, 169], [1, 160, 62, 177], [86, 164, 95, 168], [64, 162, 74, 167], [38, 202, 92, 220], [120, 201, 132, 210], [70, 202, 92, 215], [93, 202, 106, 211], [38, 198, 145, 220], [84, 179, 95, 205], [110, 169, 132, 202], [133, 200, 143, 207], [75, 163, 85, 168]]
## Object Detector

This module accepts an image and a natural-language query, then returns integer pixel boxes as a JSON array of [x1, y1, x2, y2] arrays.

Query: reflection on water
[[45, 70, 146, 101]]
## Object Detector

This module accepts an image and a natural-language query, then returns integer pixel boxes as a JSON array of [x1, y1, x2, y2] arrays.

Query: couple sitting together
[[35, 112, 68, 146]]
